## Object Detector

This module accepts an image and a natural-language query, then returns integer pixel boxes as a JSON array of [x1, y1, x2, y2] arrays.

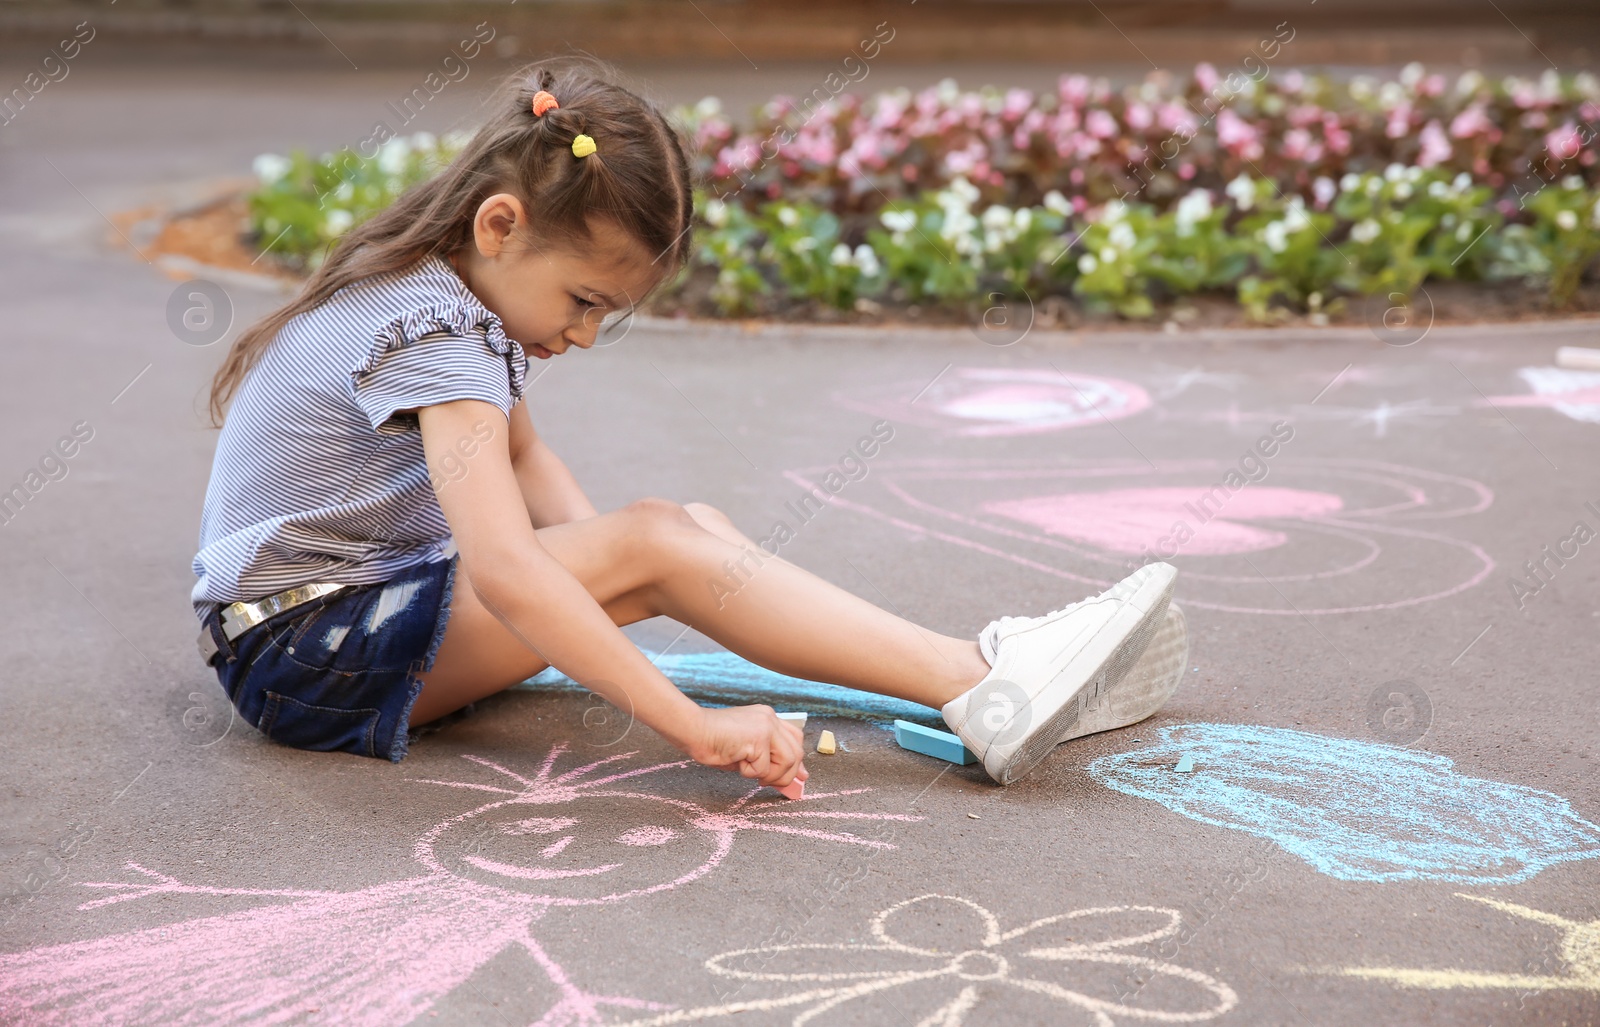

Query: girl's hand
[[688, 705, 808, 788]]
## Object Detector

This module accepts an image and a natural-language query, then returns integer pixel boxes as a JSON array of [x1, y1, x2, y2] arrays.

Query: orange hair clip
[[531, 90, 560, 117]]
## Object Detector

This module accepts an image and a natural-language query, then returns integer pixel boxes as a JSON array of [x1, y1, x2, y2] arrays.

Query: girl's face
[[449, 194, 664, 360]]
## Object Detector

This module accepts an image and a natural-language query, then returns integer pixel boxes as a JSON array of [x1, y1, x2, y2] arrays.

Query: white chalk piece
[[1174, 753, 1196, 773], [1557, 346, 1600, 370], [776, 711, 808, 729]]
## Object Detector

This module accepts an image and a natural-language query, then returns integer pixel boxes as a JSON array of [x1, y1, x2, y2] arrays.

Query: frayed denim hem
[[388, 554, 459, 764]]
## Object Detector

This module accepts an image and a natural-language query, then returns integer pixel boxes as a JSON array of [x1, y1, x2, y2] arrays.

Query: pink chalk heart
[[984, 487, 1345, 555]]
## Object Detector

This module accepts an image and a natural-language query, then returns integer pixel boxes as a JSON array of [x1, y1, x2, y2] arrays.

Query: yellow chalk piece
[[817, 730, 837, 755]]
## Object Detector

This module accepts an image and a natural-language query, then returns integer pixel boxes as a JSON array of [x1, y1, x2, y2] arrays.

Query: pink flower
[[1072, 194, 1088, 213], [1511, 82, 1539, 109], [1282, 127, 1314, 159], [1003, 88, 1034, 119], [1216, 109, 1264, 160], [1420, 74, 1446, 97], [1385, 102, 1412, 139], [1546, 121, 1583, 161], [1059, 74, 1091, 107], [1195, 62, 1219, 94], [1178, 162, 1197, 180], [1521, 110, 1549, 130], [1125, 101, 1154, 131], [1086, 109, 1119, 139], [1157, 102, 1196, 133], [902, 163, 918, 181], [1288, 104, 1324, 128], [1417, 119, 1452, 167], [1449, 104, 1492, 139], [1282, 69, 1306, 94]]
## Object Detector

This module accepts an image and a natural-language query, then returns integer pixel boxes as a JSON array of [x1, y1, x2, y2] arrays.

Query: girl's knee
[[624, 496, 702, 540], [683, 500, 735, 533]]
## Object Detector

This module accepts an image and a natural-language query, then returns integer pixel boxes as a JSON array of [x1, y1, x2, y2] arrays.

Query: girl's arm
[[420, 398, 803, 786], [506, 401, 599, 527]]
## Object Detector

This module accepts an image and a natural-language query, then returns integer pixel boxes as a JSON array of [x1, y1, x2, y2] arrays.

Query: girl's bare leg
[[411, 498, 991, 726]]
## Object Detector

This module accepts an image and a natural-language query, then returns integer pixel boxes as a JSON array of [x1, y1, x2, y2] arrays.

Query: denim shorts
[[200, 557, 457, 762]]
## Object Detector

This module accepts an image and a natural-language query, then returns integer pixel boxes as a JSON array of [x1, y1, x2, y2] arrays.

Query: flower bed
[[246, 64, 1600, 324]]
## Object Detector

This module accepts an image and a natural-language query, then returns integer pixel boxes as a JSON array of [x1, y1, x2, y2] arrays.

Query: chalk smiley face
[[416, 792, 733, 905]]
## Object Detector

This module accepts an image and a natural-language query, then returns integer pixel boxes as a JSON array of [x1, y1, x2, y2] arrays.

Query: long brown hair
[[209, 58, 695, 425]]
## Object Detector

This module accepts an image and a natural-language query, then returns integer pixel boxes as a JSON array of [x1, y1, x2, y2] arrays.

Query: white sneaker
[[943, 563, 1177, 785], [977, 600, 1189, 745]]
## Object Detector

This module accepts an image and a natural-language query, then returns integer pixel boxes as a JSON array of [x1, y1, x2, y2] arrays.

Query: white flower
[[944, 175, 980, 209], [1349, 75, 1376, 101], [1383, 162, 1406, 183], [936, 77, 960, 104], [853, 244, 881, 278], [1562, 175, 1584, 192], [1101, 199, 1128, 224], [1455, 69, 1485, 96], [1428, 180, 1448, 198], [1225, 174, 1255, 211], [441, 129, 472, 152], [693, 96, 723, 119], [1350, 218, 1382, 244], [1099, 246, 1118, 264], [1174, 189, 1213, 236], [1042, 190, 1072, 216], [1453, 171, 1473, 192], [1576, 72, 1600, 99], [1378, 82, 1406, 108], [1394, 181, 1413, 200], [333, 181, 354, 202], [1078, 253, 1099, 274], [409, 131, 436, 151], [1591, 197, 1600, 229], [794, 236, 817, 252], [777, 206, 799, 228], [830, 242, 853, 266], [377, 136, 410, 176], [324, 209, 355, 235], [1556, 209, 1579, 231], [983, 229, 1003, 253], [981, 205, 1013, 231], [704, 198, 729, 228], [1455, 221, 1474, 242], [1108, 221, 1136, 251], [1261, 220, 1290, 253], [1366, 177, 1383, 197], [1282, 197, 1312, 233], [1313, 177, 1337, 207], [1400, 62, 1425, 89], [1014, 207, 1033, 232], [881, 209, 918, 233], [252, 153, 291, 186], [1339, 172, 1363, 194]]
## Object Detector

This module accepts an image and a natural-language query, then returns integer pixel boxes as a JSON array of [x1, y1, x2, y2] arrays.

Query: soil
[[120, 187, 1600, 331]]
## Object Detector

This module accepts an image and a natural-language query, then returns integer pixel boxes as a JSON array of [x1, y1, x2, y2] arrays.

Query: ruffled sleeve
[[349, 298, 528, 434]]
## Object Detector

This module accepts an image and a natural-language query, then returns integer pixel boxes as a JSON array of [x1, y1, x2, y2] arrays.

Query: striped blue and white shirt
[[192, 254, 528, 620]]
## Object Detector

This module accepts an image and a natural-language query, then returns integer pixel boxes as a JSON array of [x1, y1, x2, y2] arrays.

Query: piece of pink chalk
[[776, 779, 805, 800]]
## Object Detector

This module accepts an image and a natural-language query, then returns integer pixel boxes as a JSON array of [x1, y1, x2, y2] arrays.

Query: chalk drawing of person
[[0, 744, 922, 1025], [600, 893, 1238, 1026]]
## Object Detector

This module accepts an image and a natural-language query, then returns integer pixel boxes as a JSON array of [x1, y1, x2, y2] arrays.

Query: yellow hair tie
[[571, 133, 597, 159]]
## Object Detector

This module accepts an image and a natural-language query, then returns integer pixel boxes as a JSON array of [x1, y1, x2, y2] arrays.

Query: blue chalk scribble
[[1086, 723, 1600, 884], [522, 649, 945, 731]]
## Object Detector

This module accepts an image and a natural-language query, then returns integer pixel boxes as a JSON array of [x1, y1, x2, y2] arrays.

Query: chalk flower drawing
[[606, 893, 1237, 1026], [0, 744, 921, 1025], [1329, 893, 1600, 993], [1088, 723, 1600, 885]]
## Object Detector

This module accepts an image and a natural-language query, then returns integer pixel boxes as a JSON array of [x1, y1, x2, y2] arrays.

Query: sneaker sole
[[988, 571, 1176, 785], [1056, 602, 1187, 745]]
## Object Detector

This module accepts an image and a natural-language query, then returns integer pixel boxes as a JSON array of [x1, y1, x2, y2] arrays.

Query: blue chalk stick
[[1174, 753, 1195, 773], [893, 720, 978, 765]]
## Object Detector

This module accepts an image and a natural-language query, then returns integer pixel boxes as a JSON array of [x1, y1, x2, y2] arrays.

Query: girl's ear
[[472, 192, 532, 260]]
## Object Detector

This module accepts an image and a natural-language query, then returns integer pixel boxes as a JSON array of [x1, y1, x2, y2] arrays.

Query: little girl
[[193, 61, 1188, 791]]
